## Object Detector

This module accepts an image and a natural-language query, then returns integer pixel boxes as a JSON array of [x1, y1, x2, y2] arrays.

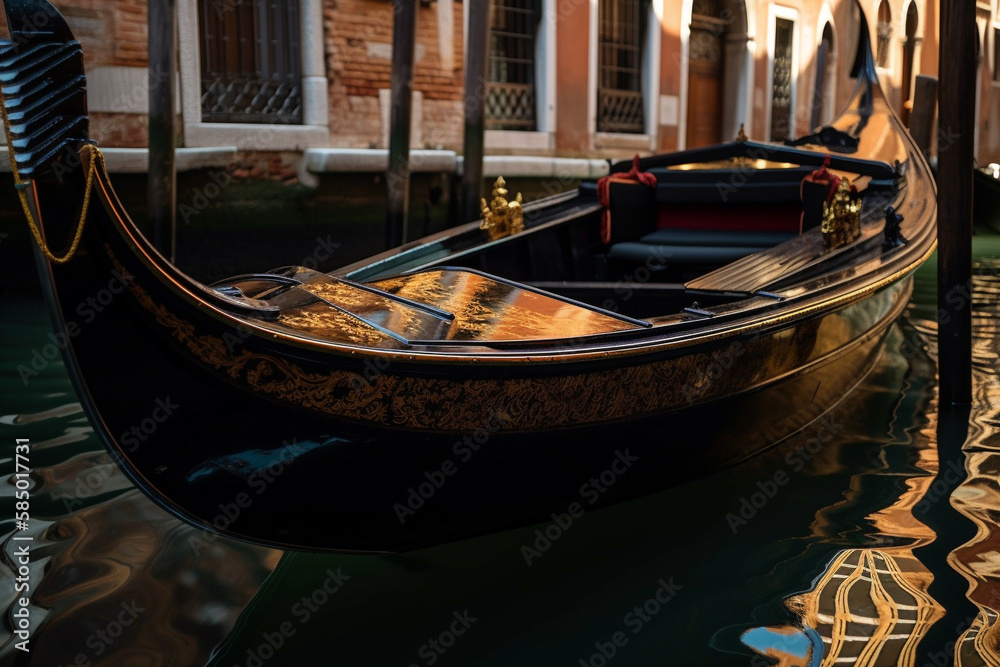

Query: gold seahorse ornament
[[480, 176, 524, 241]]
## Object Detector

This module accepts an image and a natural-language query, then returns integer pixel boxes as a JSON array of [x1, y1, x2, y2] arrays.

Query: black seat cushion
[[638, 228, 796, 248], [607, 242, 763, 266]]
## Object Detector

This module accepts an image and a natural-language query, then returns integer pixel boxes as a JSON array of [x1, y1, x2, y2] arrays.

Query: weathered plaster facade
[[11, 1, 1000, 170]]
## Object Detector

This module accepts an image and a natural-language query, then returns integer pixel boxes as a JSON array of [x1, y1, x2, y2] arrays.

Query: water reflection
[[6, 244, 1000, 664], [736, 247, 1000, 667], [733, 313, 943, 666], [945, 250, 1000, 665], [741, 548, 942, 666], [0, 300, 280, 666]]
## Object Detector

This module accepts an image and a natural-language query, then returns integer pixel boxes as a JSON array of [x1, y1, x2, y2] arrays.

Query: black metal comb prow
[[0, 0, 89, 179]]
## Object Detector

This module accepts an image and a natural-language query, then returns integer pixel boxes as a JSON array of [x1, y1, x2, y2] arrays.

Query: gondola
[[1, 0, 936, 553]]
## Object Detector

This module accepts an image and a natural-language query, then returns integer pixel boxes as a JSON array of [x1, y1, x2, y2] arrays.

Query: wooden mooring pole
[[937, 0, 975, 406], [148, 0, 176, 262], [461, 0, 492, 224], [385, 0, 417, 249]]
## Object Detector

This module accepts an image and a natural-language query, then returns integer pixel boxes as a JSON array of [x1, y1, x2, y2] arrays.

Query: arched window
[[876, 0, 892, 68], [198, 0, 302, 124], [994, 26, 1000, 82], [597, 0, 650, 133], [769, 13, 796, 141], [811, 23, 836, 129], [901, 3, 919, 124]]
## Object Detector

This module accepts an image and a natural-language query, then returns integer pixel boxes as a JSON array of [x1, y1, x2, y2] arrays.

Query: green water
[[3, 238, 1000, 666]]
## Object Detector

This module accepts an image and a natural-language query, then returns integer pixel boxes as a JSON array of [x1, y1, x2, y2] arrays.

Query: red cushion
[[656, 204, 803, 233]]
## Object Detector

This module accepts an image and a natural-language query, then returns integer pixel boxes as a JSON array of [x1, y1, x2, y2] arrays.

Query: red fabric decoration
[[596, 154, 658, 243], [803, 154, 841, 203]]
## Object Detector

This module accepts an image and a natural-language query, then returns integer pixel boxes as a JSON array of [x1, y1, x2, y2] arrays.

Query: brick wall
[[52, 0, 148, 68], [90, 112, 148, 147], [0, 2, 150, 146], [50, 1, 149, 146], [324, 0, 465, 149], [422, 99, 464, 149]]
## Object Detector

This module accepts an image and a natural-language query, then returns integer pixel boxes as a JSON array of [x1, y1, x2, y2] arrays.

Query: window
[[994, 27, 1000, 81], [901, 3, 919, 124], [198, 0, 303, 124], [770, 17, 794, 141], [487, 0, 542, 131], [597, 0, 649, 134], [810, 23, 835, 130], [876, 0, 892, 69]]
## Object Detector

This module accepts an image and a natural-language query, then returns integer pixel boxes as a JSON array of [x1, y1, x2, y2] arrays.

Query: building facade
[[14, 0, 1000, 172]]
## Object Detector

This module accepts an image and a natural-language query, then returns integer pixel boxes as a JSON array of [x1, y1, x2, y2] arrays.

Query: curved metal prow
[[3, 0, 76, 44], [0, 0, 89, 179], [851, 2, 879, 82]]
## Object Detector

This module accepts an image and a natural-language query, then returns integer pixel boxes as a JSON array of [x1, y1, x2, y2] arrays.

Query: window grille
[[597, 0, 648, 134], [487, 0, 541, 131], [770, 17, 793, 141], [199, 0, 303, 124]]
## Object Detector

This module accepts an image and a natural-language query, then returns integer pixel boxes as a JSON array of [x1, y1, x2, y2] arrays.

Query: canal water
[[2, 236, 1000, 666]]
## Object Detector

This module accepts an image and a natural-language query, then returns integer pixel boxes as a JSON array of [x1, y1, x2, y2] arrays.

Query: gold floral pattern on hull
[[107, 245, 898, 433]]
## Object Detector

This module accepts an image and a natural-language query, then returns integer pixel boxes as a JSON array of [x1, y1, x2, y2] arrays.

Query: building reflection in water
[[1, 443, 280, 666], [740, 256, 1000, 666]]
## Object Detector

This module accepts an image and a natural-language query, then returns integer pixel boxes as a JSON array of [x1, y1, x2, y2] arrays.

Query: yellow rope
[[0, 87, 103, 264]]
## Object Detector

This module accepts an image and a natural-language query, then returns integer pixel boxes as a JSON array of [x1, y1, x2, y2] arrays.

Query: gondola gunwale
[[88, 192, 922, 373], [83, 232, 914, 435], [80, 153, 932, 366]]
